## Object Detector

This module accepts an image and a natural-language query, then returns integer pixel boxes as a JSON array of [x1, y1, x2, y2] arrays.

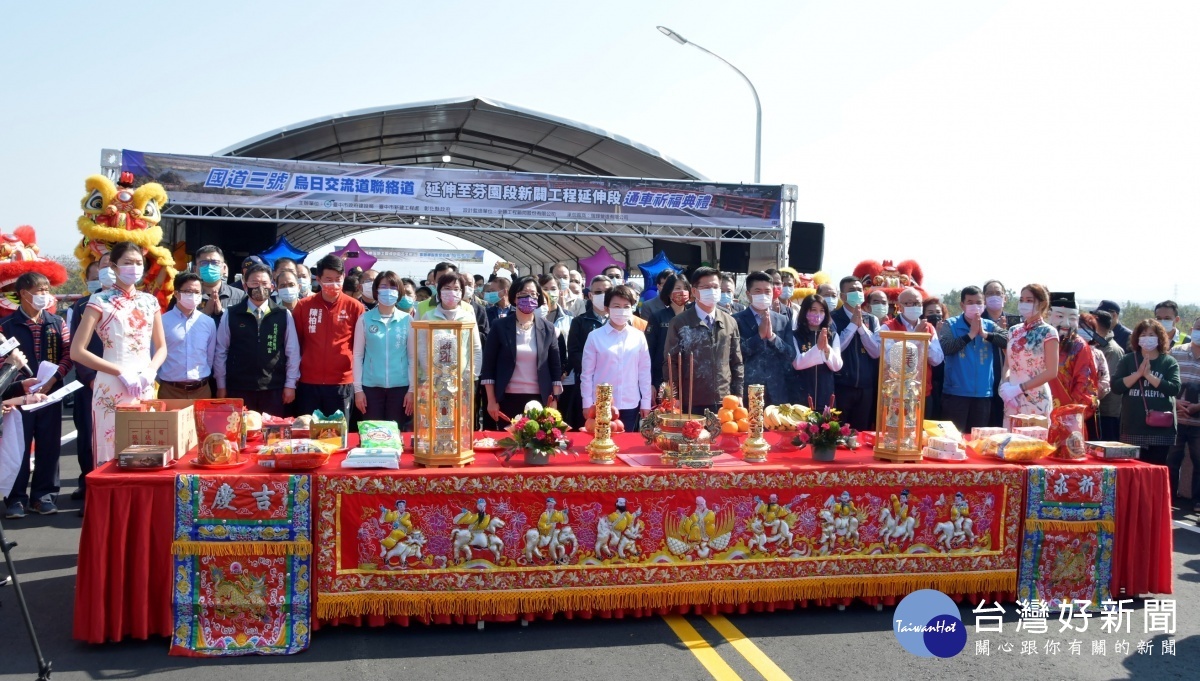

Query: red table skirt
[[72, 433, 1172, 643]]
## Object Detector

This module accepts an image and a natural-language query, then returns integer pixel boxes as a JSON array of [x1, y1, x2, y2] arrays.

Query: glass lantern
[[873, 330, 930, 463], [411, 319, 477, 467]]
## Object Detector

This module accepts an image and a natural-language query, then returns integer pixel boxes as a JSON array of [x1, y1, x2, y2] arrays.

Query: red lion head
[[0, 226, 69, 318], [852, 259, 927, 304]]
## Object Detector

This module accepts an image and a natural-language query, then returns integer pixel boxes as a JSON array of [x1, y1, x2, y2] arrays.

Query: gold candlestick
[[741, 384, 771, 463], [587, 383, 620, 464]]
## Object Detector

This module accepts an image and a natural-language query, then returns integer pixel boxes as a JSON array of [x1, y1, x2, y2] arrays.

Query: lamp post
[[657, 26, 762, 183]]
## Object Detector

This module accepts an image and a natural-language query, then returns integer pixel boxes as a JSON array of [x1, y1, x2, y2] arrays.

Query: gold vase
[[741, 385, 771, 463], [586, 384, 620, 464]]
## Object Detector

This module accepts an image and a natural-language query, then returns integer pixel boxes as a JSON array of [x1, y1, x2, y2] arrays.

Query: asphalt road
[[1, 420, 1197, 680]]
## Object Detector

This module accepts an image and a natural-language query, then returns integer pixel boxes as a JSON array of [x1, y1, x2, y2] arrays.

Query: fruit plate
[[188, 457, 248, 470]]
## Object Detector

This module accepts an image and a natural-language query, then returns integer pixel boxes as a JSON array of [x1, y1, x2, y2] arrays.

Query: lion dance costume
[[852, 259, 929, 312], [75, 171, 176, 308], [0, 225, 69, 318], [779, 267, 829, 304]]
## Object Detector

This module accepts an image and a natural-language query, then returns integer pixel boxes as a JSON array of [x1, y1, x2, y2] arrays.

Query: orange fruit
[[722, 395, 742, 410], [736, 419, 750, 433], [733, 407, 749, 421], [718, 409, 734, 423], [721, 421, 740, 435]]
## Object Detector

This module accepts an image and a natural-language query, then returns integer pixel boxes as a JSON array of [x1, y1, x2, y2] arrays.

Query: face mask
[[870, 303, 888, 318], [557, 277, 569, 293], [902, 305, 922, 322], [697, 288, 719, 306], [845, 291, 864, 307], [198, 263, 223, 285], [592, 296, 607, 314], [440, 289, 462, 307], [98, 267, 117, 289], [1018, 302, 1035, 318], [806, 311, 825, 327], [248, 286, 271, 303], [298, 280, 311, 296], [719, 292, 733, 306], [321, 280, 342, 294], [276, 286, 299, 303], [177, 292, 202, 310], [516, 296, 538, 314], [925, 314, 943, 326], [118, 264, 143, 287], [397, 295, 415, 311], [376, 288, 399, 307], [1138, 336, 1159, 351], [570, 282, 582, 294], [824, 296, 839, 312], [545, 290, 558, 303], [86, 280, 102, 294], [751, 293, 771, 311], [609, 308, 633, 326], [27, 293, 51, 311], [964, 304, 985, 318], [671, 290, 690, 306], [463, 286, 474, 301], [609, 276, 622, 287], [985, 295, 1004, 312], [484, 291, 501, 305], [362, 282, 374, 300], [772, 285, 783, 300], [536, 305, 549, 319], [1159, 319, 1175, 333], [781, 286, 794, 301]]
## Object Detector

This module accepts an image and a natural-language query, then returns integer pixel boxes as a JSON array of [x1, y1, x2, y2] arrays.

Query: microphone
[[0, 335, 32, 377]]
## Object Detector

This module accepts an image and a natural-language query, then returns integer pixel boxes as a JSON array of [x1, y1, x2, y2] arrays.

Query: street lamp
[[657, 26, 762, 183]]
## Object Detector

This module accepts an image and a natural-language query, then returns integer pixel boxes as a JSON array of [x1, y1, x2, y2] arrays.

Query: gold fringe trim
[[1024, 519, 1115, 533], [171, 541, 312, 557], [315, 571, 1016, 619]]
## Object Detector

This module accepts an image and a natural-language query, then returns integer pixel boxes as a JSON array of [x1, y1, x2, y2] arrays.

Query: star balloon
[[637, 251, 684, 302], [259, 235, 310, 269], [330, 238, 376, 272], [579, 246, 625, 283]]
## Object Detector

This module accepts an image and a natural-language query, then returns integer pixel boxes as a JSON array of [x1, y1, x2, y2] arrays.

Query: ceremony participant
[[294, 254, 364, 418], [831, 275, 881, 431], [734, 271, 796, 407], [664, 267, 743, 415], [0, 348, 47, 515], [551, 263, 576, 313], [1, 272, 73, 517], [790, 294, 842, 410], [359, 268, 378, 310], [602, 264, 625, 287], [464, 272, 490, 346], [296, 266, 313, 299], [157, 272, 216, 400], [1077, 312, 1112, 438], [274, 268, 301, 312], [1000, 284, 1058, 427], [719, 273, 745, 314], [1046, 292, 1100, 418], [867, 289, 890, 324], [1155, 301, 1190, 348], [1169, 317, 1200, 507], [1096, 300, 1132, 351], [416, 261, 458, 318], [639, 269, 674, 321], [272, 257, 298, 280], [232, 255, 266, 292], [765, 269, 786, 315], [982, 280, 1022, 329], [882, 288, 946, 415], [537, 274, 572, 413], [481, 276, 562, 429], [70, 241, 168, 466], [566, 275, 611, 427], [1111, 320, 1180, 465], [817, 281, 840, 316], [213, 264, 300, 416], [937, 286, 1007, 432], [352, 271, 412, 423], [414, 286, 433, 305], [647, 273, 691, 388], [67, 254, 109, 501], [342, 273, 361, 304], [485, 276, 513, 324], [580, 285, 652, 432], [921, 297, 948, 419], [195, 245, 245, 321], [1084, 311, 1125, 440], [398, 278, 418, 315], [420, 272, 482, 369]]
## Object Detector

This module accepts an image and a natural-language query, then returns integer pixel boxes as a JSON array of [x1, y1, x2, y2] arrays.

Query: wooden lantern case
[[411, 319, 476, 467], [873, 330, 930, 463]]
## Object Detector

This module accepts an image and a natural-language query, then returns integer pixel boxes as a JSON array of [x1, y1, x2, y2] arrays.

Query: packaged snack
[[927, 436, 960, 453], [1009, 414, 1050, 429], [358, 420, 402, 450], [968, 433, 1055, 462], [1084, 441, 1140, 459], [342, 447, 402, 469], [1012, 426, 1049, 440], [923, 420, 964, 444], [970, 427, 1008, 441], [1048, 404, 1088, 459], [193, 399, 246, 454], [311, 410, 348, 448], [257, 439, 338, 456]]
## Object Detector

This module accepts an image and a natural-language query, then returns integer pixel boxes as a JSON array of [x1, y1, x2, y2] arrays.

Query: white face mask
[[608, 308, 633, 326], [298, 279, 311, 295], [697, 288, 719, 306], [1159, 319, 1175, 333], [177, 292, 202, 310], [362, 282, 374, 299], [781, 286, 795, 301], [535, 305, 549, 319], [28, 293, 51, 311], [1138, 336, 1159, 351], [902, 305, 922, 322], [276, 286, 299, 303], [556, 277, 569, 293], [463, 286, 474, 301], [98, 267, 117, 289], [870, 303, 888, 318], [751, 293, 771, 311], [592, 295, 607, 314], [1018, 302, 1035, 318], [86, 279, 102, 294], [824, 296, 839, 312]]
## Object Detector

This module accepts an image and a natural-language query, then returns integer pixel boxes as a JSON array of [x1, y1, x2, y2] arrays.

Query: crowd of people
[[1, 246, 1197, 523]]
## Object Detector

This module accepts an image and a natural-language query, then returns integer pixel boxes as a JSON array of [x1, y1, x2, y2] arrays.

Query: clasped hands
[[119, 369, 156, 397]]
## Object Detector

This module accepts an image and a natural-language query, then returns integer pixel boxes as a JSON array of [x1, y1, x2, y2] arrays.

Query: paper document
[[23, 380, 83, 412], [28, 360, 58, 393]]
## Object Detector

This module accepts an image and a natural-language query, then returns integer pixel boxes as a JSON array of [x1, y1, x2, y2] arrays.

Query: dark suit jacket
[[733, 307, 797, 406], [481, 314, 561, 403], [663, 306, 743, 410], [472, 300, 490, 346], [69, 296, 104, 387], [646, 305, 682, 389]]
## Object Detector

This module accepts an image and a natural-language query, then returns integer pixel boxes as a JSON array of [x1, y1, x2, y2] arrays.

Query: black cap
[[242, 255, 266, 269], [1096, 299, 1120, 315], [1049, 292, 1076, 309]]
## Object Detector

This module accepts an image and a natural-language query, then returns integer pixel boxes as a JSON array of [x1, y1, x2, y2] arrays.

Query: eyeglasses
[[197, 259, 222, 267]]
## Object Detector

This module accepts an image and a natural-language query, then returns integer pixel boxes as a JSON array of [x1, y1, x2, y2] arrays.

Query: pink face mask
[[806, 311, 825, 326]]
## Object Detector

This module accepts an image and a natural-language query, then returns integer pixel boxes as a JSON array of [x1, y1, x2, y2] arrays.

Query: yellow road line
[[662, 615, 744, 681], [704, 615, 793, 681]]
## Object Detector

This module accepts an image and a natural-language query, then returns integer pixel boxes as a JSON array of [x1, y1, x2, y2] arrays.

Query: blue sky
[[2, 1, 1196, 303]]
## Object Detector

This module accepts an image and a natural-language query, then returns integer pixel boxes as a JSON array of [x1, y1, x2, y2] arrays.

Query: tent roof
[[214, 97, 710, 269]]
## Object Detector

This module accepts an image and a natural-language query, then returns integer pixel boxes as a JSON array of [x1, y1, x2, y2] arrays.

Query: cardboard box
[[115, 400, 198, 461], [117, 445, 173, 468], [1085, 441, 1140, 459]]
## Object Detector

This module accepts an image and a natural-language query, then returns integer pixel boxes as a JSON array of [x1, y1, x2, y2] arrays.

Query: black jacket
[[69, 296, 104, 387], [0, 309, 70, 399], [481, 314, 561, 403], [566, 308, 606, 378]]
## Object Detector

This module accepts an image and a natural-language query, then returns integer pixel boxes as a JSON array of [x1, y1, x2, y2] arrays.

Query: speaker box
[[184, 220, 279, 262], [720, 242, 751, 274], [651, 239, 702, 273], [787, 222, 825, 273]]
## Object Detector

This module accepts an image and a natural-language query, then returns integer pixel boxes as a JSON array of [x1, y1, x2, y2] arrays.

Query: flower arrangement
[[792, 405, 855, 449], [498, 401, 571, 463]]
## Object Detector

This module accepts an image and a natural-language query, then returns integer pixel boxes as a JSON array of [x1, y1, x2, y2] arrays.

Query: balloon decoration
[[259, 235, 309, 269], [636, 251, 684, 302], [329, 238, 376, 272], [578, 246, 625, 284]]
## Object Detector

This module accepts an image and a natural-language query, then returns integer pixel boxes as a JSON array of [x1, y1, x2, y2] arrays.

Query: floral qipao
[[1004, 320, 1055, 426], [87, 286, 160, 464]]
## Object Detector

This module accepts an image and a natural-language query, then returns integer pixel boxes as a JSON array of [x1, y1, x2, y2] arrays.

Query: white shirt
[[890, 315, 945, 366], [158, 306, 217, 382], [791, 317, 844, 372], [580, 322, 652, 411]]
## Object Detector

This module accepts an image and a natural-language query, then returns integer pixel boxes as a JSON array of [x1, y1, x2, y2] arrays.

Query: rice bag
[[968, 433, 1055, 462], [358, 420, 403, 450], [1048, 404, 1088, 459], [923, 420, 964, 445]]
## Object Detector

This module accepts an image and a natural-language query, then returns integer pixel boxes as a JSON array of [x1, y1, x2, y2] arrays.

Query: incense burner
[[640, 411, 722, 454]]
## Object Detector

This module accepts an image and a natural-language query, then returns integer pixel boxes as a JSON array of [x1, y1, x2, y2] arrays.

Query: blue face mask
[[376, 288, 399, 307], [198, 263, 223, 285], [484, 291, 501, 305], [397, 295, 415, 311], [846, 291, 865, 307], [719, 292, 733, 306]]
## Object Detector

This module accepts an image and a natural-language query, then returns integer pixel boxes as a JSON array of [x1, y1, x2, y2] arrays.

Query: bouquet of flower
[[498, 401, 571, 461], [792, 405, 855, 449]]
